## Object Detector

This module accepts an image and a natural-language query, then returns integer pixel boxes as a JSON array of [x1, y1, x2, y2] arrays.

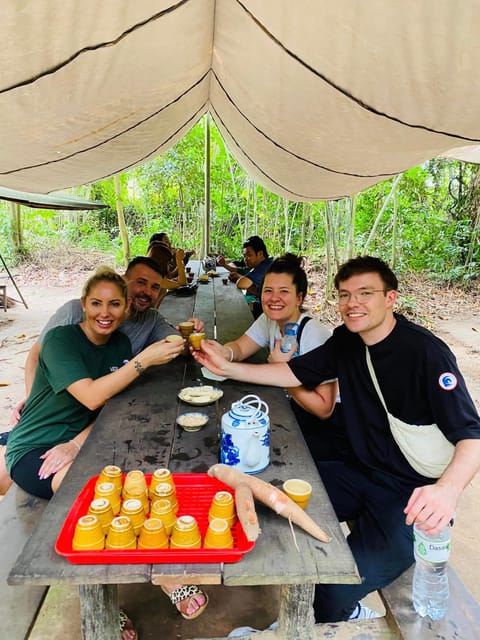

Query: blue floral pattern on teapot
[[220, 395, 270, 474]]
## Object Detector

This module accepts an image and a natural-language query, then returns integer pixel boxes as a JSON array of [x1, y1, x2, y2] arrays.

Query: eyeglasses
[[336, 289, 389, 305]]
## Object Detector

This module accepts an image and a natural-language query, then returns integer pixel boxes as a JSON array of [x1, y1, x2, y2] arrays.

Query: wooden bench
[[0, 485, 48, 638], [310, 563, 480, 640]]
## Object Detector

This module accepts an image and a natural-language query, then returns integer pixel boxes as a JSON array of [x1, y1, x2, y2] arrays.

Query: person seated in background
[[197, 253, 349, 461], [148, 232, 195, 274], [221, 236, 273, 318], [147, 239, 187, 306]]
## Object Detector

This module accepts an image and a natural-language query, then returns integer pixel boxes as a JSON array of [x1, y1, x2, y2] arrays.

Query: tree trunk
[[204, 113, 211, 256], [346, 195, 356, 261], [363, 174, 402, 254], [323, 202, 334, 298], [113, 174, 130, 266], [9, 201, 23, 253], [226, 151, 244, 238], [391, 187, 399, 268]]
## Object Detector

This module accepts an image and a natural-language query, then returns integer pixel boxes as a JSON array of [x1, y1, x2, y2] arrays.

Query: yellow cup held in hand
[[178, 322, 195, 338], [188, 332, 206, 350]]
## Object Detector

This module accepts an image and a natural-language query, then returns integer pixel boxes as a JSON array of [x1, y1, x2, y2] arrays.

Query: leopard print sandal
[[161, 584, 209, 620]]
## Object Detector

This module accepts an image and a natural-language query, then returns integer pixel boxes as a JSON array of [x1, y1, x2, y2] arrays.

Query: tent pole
[[0, 253, 28, 309], [203, 113, 211, 259]]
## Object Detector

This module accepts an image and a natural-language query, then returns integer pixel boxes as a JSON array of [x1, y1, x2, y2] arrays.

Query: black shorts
[[10, 447, 54, 500]]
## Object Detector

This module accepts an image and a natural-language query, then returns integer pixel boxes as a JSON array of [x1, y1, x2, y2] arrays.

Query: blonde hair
[[81, 266, 128, 300]]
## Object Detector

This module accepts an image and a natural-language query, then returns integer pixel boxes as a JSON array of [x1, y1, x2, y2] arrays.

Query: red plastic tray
[[55, 473, 255, 564]]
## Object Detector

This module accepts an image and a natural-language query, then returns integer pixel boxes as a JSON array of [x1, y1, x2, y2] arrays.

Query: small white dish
[[178, 386, 223, 405], [177, 412, 209, 432]]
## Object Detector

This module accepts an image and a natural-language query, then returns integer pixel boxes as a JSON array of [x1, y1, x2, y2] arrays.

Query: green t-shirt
[[6, 324, 132, 473]]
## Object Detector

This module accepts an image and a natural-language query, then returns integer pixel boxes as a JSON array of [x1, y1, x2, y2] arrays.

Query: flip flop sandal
[[161, 584, 209, 620], [119, 609, 138, 640]]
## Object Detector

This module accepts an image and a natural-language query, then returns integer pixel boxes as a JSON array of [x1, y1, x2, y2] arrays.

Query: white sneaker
[[349, 602, 381, 620], [228, 621, 279, 637], [228, 627, 259, 638]]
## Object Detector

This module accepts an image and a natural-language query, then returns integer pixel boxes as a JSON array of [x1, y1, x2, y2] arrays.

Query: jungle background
[[1, 116, 479, 297]]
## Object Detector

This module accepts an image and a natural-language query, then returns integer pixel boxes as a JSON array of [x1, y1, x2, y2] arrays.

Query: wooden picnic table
[[8, 262, 359, 640]]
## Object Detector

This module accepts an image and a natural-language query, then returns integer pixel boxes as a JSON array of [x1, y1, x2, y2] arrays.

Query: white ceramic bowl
[[177, 412, 209, 432]]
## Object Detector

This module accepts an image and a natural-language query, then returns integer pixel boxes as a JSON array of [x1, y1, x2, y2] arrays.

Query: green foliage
[[0, 118, 479, 287]]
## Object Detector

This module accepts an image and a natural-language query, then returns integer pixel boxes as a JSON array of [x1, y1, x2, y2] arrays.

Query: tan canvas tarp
[[1, 0, 479, 201]]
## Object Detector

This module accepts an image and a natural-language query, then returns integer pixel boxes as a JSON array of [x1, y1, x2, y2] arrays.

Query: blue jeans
[[314, 461, 415, 622]]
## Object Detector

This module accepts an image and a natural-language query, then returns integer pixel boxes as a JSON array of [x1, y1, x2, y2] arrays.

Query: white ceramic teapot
[[220, 394, 270, 474]]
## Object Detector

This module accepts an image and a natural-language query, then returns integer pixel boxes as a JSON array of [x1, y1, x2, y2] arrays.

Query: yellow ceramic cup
[[105, 516, 137, 549], [149, 468, 175, 498], [152, 482, 178, 512], [204, 517, 234, 549], [120, 498, 146, 536], [178, 321, 195, 338], [208, 491, 236, 526], [137, 518, 169, 549], [72, 515, 105, 551], [165, 334, 184, 344], [188, 332, 206, 350], [94, 481, 121, 515], [170, 515, 202, 549], [96, 465, 123, 493], [87, 498, 115, 534], [124, 469, 147, 493], [150, 498, 177, 535], [122, 485, 150, 514], [282, 478, 312, 510]]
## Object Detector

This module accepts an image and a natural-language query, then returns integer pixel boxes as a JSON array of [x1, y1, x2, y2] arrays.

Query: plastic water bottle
[[280, 322, 298, 354], [412, 523, 450, 620]]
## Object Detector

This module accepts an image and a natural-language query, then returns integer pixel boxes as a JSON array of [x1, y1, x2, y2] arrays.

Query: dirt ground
[[1, 264, 479, 602]]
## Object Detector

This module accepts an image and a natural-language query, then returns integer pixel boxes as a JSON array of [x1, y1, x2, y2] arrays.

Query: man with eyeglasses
[[193, 255, 480, 626]]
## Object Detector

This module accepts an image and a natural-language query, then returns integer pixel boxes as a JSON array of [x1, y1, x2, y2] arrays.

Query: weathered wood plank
[[0, 485, 48, 639], [151, 563, 222, 585], [277, 584, 315, 640], [79, 584, 118, 640]]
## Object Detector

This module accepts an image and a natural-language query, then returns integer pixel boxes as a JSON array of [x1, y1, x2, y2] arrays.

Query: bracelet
[[225, 346, 234, 362], [134, 359, 146, 375], [70, 439, 81, 452]]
